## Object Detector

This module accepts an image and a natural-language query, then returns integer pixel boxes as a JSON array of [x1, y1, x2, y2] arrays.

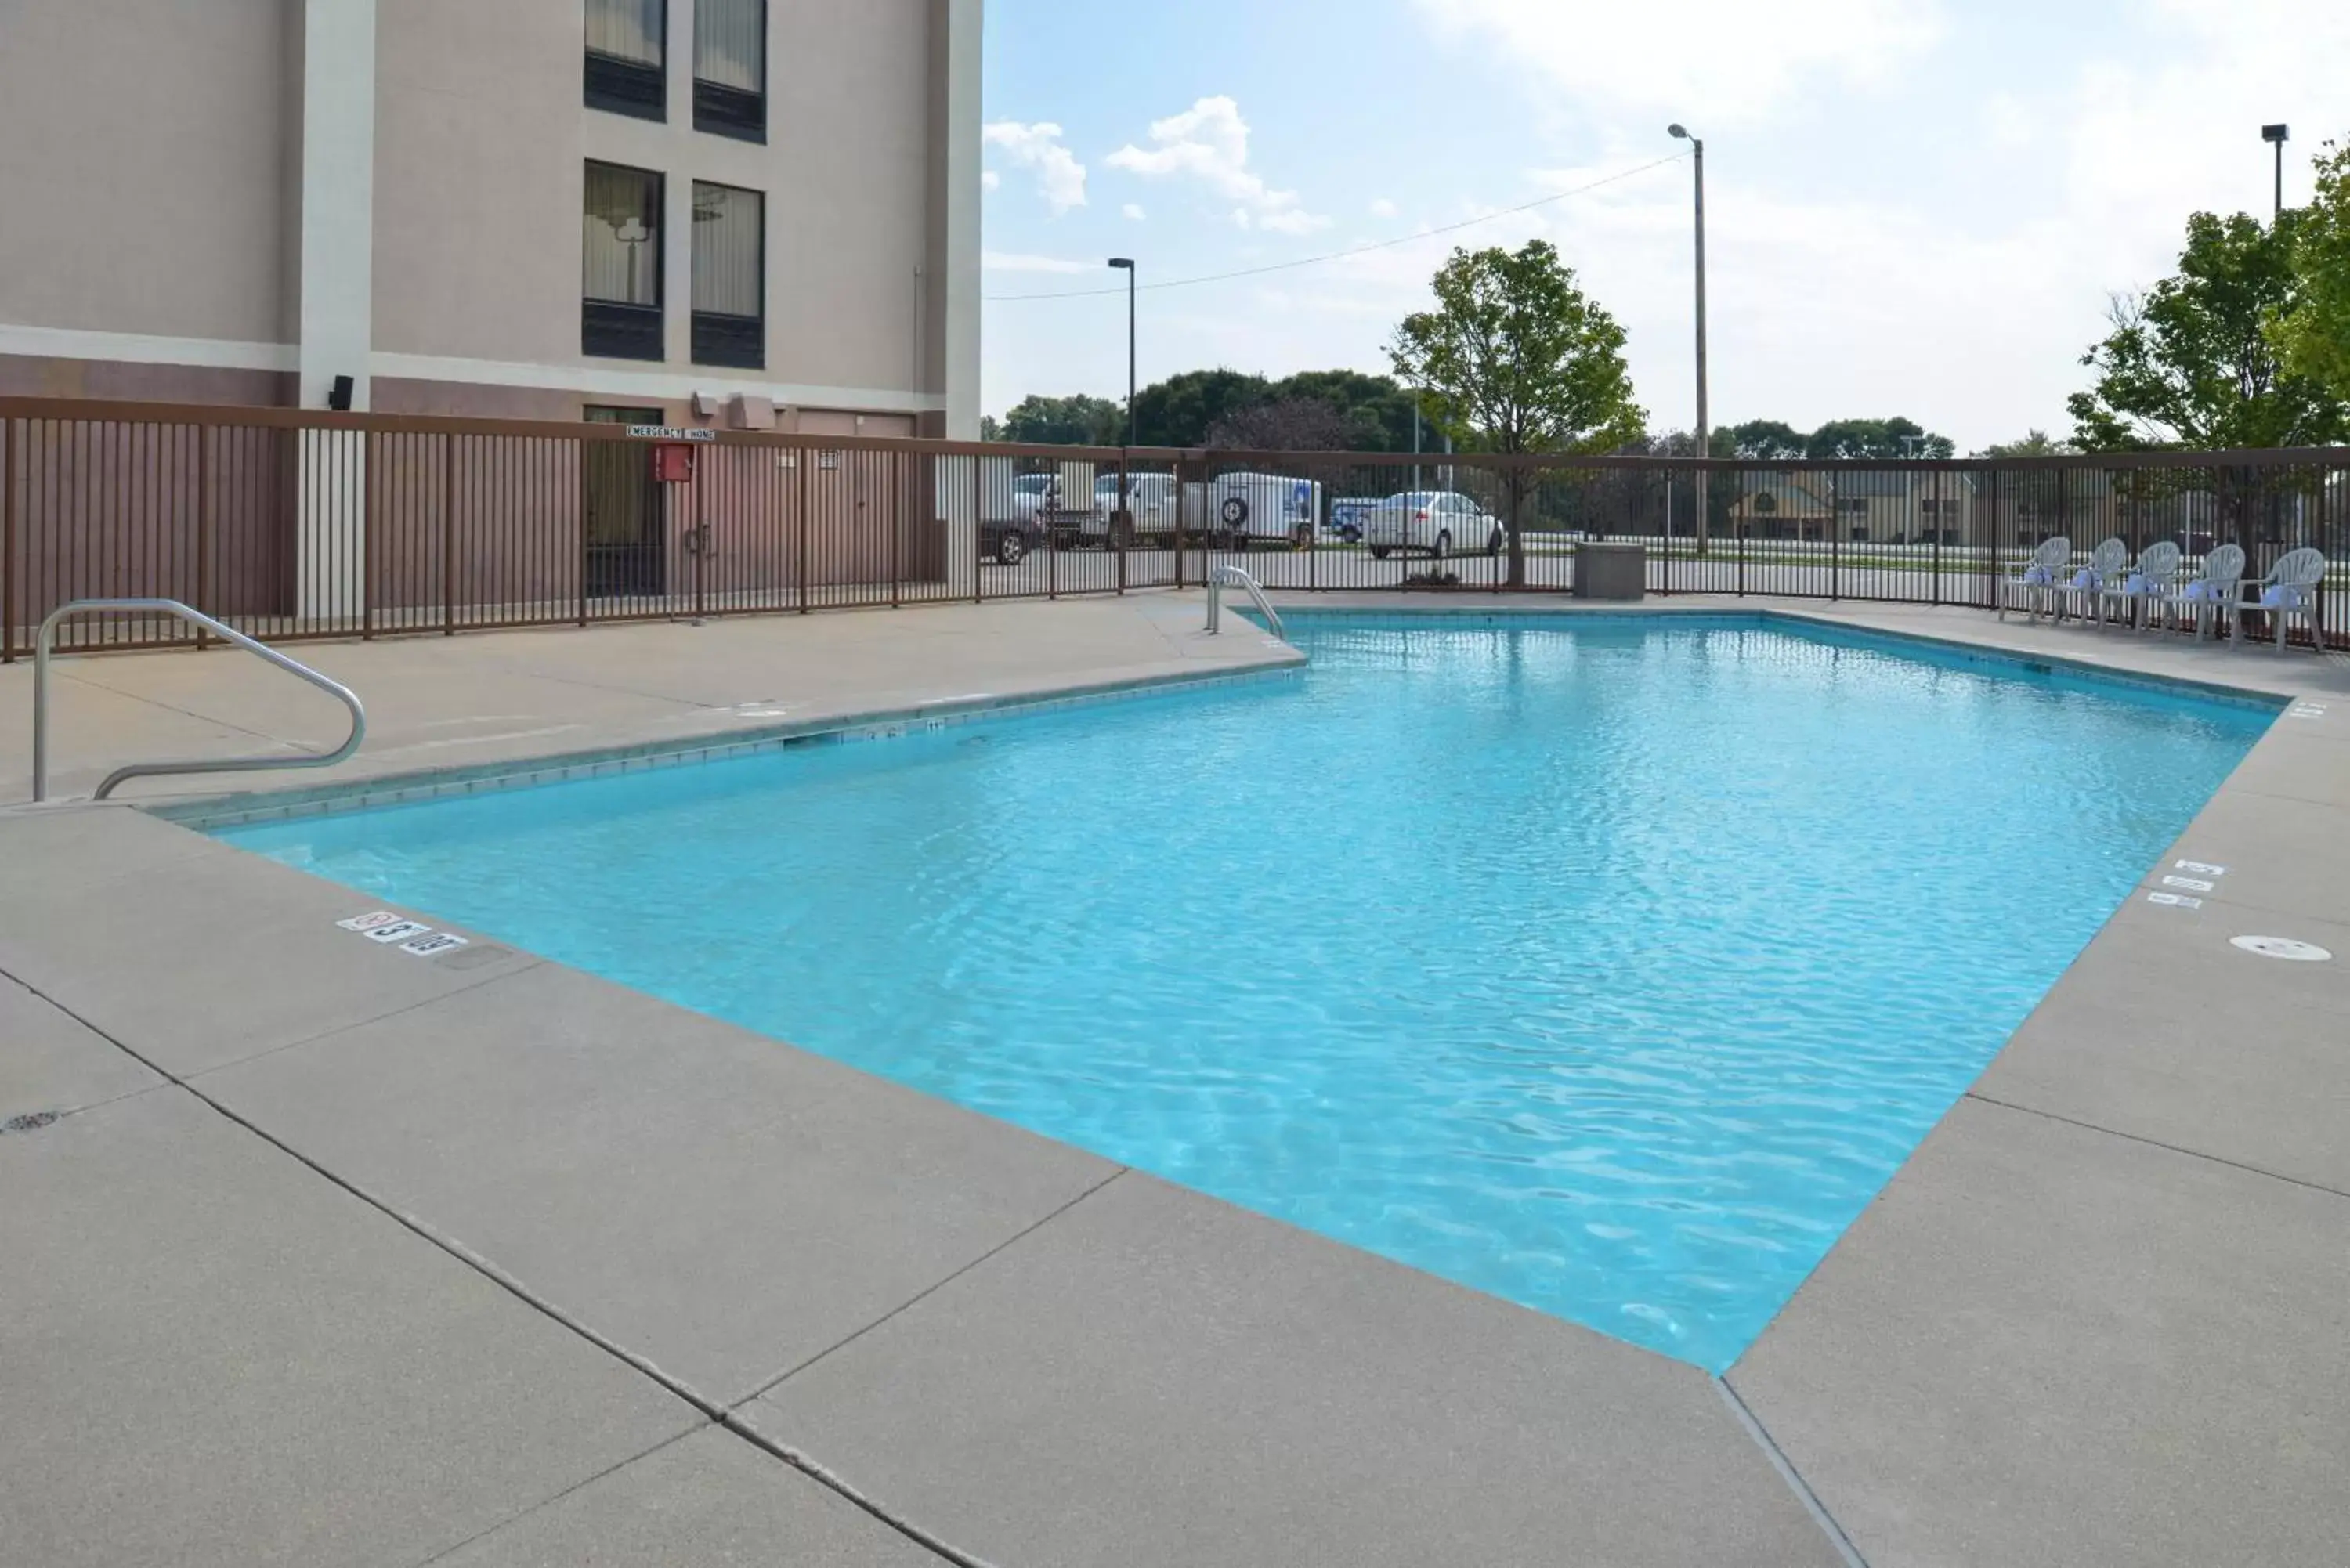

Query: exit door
[[583, 406, 666, 598]]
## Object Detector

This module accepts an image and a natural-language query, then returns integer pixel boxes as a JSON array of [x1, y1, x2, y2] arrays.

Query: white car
[[1362, 490, 1504, 559], [1208, 471, 1324, 551]]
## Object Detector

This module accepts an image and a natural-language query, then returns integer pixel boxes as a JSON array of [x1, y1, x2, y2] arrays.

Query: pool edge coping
[[1260, 601, 2303, 711], [153, 662, 1303, 832]]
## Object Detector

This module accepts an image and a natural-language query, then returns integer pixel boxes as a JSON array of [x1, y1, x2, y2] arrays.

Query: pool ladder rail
[[1206, 565, 1285, 642], [31, 598, 367, 804]]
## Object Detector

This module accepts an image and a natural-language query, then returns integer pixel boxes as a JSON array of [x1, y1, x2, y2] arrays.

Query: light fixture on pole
[[1107, 258, 1137, 450], [2262, 124, 2290, 223], [1668, 124, 1709, 553]]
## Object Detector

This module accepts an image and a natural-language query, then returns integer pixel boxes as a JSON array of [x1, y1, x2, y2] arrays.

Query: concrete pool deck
[[3, 593, 2347, 1566]]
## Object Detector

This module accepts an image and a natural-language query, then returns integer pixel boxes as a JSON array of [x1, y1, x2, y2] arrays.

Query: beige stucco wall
[[0, 0, 294, 348], [370, 0, 580, 370], [371, 0, 940, 400], [0, 0, 967, 416]]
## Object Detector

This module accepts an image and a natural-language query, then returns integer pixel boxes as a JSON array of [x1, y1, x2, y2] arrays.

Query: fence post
[[361, 430, 377, 640], [1, 414, 13, 663], [1930, 468, 1943, 607], [1736, 470, 1747, 598], [796, 441, 810, 613], [1829, 470, 1842, 602], [971, 450, 984, 605], [196, 425, 213, 648], [1985, 469, 2001, 609], [442, 432, 457, 636]]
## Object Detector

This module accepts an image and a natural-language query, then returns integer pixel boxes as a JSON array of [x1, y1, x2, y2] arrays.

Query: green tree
[[1132, 369, 1272, 448], [992, 393, 1124, 446], [1975, 430, 2074, 459], [2275, 140, 2350, 404], [1267, 370, 1422, 451], [2068, 211, 2347, 451], [1723, 420, 1808, 460], [1804, 417, 1955, 461], [1389, 240, 1644, 586]]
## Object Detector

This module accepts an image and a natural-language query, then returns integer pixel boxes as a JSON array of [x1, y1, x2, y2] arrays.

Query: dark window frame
[[585, 0, 668, 122], [690, 179, 766, 370], [584, 161, 667, 362], [692, 0, 768, 143]]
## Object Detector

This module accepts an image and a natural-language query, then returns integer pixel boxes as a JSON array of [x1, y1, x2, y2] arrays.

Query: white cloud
[[1369, 197, 1401, 219], [1408, 0, 1945, 126], [982, 251, 1095, 275], [982, 121, 1087, 215], [1106, 96, 1330, 234], [981, 169, 1001, 192], [1123, 203, 1147, 221]]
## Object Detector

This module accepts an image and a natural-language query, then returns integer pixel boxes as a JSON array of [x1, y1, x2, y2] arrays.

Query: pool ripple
[[225, 619, 2269, 1371]]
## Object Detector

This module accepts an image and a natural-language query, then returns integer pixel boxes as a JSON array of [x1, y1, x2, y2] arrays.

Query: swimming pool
[[220, 615, 2272, 1371]]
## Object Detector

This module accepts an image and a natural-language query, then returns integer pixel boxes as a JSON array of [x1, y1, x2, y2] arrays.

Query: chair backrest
[[2088, 537, 2130, 577], [2136, 541, 2182, 581], [2271, 547, 2327, 587], [2033, 537, 2073, 569], [2201, 543, 2246, 584]]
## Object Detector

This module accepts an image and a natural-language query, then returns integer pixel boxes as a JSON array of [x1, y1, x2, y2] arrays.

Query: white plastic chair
[[1998, 537, 2073, 622], [2224, 547, 2328, 654], [2098, 541, 2182, 633], [2060, 538, 2130, 627], [2157, 543, 2246, 641]]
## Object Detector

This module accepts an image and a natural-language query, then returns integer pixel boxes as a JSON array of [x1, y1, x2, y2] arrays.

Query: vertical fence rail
[[2, 414, 15, 663]]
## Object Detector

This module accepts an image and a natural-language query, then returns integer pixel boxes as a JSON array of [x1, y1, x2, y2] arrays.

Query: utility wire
[[982, 151, 1690, 303]]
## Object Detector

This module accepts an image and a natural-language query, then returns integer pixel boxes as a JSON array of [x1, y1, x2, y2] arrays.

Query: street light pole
[[1107, 258, 1137, 447], [1668, 124, 1709, 554], [2264, 124, 2290, 223]]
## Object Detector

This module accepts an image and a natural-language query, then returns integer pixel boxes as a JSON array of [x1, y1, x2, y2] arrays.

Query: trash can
[[1574, 541, 1647, 602]]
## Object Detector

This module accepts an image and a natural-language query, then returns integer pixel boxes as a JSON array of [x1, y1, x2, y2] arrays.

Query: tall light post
[[1668, 124, 1709, 552], [2263, 124, 2290, 223], [1107, 258, 1137, 448]]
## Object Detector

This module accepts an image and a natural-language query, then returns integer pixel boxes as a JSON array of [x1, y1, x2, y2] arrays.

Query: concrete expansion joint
[[727, 1164, 1133, 1412], [8, 966, 1084, 1568], [1963, 1091, 2350, 1205], [1715, 1377, 1871, 1568]]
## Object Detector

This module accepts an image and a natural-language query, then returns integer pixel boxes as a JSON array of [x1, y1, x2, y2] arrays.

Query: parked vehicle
[[1208, 471, 1324, 551], [1361, 491, 1505, 559], [1076, 471, 1184, 546], [1327, 497, 1378, 544], [979, 515, 1046, 565]]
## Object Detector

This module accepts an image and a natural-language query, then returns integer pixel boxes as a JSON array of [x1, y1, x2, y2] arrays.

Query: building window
[[692, 182, 765, 369], [584, 162, 664, 360], [586, 0, 666, 121], [694, 0, 767, 141]]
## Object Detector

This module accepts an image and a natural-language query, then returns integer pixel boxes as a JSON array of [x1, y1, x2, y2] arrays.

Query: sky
[[978, 0, 2350, 453]]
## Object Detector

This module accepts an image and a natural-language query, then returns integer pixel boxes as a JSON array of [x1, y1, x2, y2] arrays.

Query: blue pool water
[[221, 616, 2271, 1371]]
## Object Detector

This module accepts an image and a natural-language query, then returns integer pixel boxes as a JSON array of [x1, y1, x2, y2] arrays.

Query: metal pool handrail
[[33, 598, 367, 803], [1206, 565, 1285, 641]]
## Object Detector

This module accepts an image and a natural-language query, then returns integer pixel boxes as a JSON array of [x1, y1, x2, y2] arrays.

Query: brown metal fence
[[5, 397, 2348, 656]]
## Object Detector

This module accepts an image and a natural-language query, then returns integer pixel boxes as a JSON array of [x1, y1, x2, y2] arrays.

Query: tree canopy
[[1130, 369, 1271, 449], [1388, 239, 1643, 584], [1389, 240, 1644, 460], [989, 393, 1123, 447], [1803, 417, 1956, 461], [1974, 430, 2075, 459], [2067, 210, 2348, 451], [2275, 140, 2350, 408], [1722, 420, 1807, 460], [991, 367, 1429, 451]]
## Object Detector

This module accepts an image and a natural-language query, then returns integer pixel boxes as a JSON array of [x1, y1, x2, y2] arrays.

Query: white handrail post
[[31, 598, 367, 804]]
